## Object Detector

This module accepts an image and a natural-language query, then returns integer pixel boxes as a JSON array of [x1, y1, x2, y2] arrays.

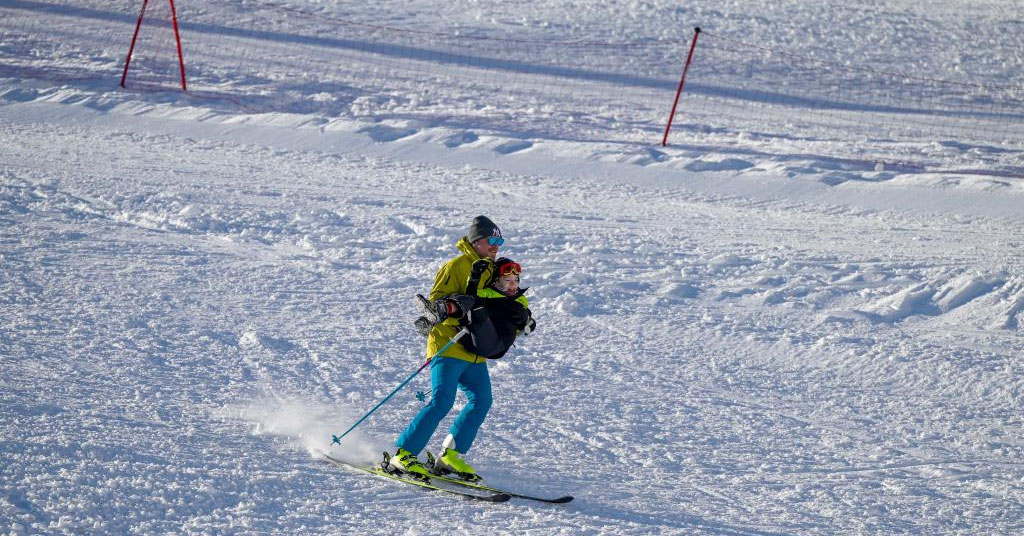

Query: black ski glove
[[471, 259, 490, 277], [521, 310, 536, 335]]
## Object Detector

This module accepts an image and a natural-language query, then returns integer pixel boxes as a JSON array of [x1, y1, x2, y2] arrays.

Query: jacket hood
[[456, 236, 483, 259]]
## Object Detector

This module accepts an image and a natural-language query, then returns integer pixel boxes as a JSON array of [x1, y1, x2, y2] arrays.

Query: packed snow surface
[[2, 1, 1023, 535]]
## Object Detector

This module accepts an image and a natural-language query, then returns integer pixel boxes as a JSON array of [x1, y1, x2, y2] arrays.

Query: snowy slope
[[3, 1, 1024, 535]]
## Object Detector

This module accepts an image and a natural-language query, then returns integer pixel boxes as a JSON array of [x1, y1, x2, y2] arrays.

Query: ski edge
[[316, 451, 512, 503], [425, 451, 574, 504]]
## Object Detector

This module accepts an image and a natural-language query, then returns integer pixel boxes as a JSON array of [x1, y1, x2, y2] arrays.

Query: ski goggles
[[497, 261, 521, 277], [486, 236, 505, 247]]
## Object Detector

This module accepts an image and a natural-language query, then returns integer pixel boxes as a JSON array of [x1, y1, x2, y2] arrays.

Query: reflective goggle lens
[[487, 236, 505, 246], [498, 262, 521, 277]]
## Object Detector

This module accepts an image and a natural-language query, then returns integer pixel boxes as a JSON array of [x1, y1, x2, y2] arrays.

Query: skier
[[389, 216, 534, 481], [416, 256, 534, 360]]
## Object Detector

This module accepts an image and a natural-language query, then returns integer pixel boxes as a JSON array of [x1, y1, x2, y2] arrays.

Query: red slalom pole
[[120, 0, 150, 88], [167, 0, 187, 91], [661, 27, 701, 147]]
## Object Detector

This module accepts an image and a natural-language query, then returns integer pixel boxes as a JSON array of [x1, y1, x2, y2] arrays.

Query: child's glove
[[522, 315, 537, 335]]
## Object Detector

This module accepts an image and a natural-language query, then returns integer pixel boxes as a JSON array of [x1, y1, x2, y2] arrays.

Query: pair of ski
[[319, 451, 573, 504]]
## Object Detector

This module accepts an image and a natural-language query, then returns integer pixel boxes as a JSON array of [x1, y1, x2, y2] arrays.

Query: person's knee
[[429, 385, 458, 411], [468, 388, 492, 412]]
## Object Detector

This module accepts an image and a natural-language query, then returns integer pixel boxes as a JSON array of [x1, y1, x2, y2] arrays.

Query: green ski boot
[[387, 448, 431, 479], [434, 448, 480, 482]]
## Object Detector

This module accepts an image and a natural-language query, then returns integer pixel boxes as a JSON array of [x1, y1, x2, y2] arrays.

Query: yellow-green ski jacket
[[427, 237, 496, 363]]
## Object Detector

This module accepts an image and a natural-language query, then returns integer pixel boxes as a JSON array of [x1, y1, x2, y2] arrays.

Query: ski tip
[[549, 495, 574, 504], [317, 450, 341, 464]]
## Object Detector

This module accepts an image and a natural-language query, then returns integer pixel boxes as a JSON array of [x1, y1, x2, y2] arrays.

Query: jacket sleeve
[[429, 258, 467, 301]]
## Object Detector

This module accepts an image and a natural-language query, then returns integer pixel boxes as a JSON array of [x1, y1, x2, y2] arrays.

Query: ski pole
[[331, 327, 469, 445]]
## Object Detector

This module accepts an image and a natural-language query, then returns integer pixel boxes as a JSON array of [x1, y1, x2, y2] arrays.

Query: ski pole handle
[[331, 327, 469, 446]]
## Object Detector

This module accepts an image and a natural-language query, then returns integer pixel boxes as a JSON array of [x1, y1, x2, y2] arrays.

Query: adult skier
[[389, 216, 533, 481]]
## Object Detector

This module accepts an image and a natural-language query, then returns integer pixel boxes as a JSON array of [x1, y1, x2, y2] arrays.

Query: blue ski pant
[[396, 356, 492, 455]]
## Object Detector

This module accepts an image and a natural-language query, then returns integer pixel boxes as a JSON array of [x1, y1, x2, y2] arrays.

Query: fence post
[[661, 27, 701, 147]]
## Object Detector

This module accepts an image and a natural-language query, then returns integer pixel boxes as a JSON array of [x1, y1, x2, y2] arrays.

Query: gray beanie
[[467, 215, 501, 243]]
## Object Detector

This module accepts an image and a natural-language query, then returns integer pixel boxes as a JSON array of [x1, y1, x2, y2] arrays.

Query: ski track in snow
[[3, 103, 1023, 535], [3, 1, 1024, 535]]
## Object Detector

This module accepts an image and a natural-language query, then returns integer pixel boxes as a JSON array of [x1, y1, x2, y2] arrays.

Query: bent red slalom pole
[[661, 27, 702, 147], [331, 327, 470, 446], [167, 0, 188, 91], [121, 0, 150, 88]]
